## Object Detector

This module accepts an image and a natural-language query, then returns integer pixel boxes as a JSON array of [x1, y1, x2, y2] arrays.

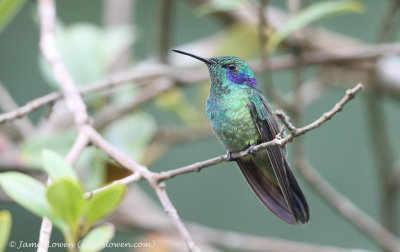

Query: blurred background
[[1, 0, 400, 251]]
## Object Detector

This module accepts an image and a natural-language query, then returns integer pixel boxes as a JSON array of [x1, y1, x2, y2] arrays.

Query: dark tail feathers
[[237, 158, 309, 225]]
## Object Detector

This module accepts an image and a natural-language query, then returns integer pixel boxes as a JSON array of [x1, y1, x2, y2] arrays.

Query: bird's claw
[[226, 152, 236, 161], [249, 145, 257, 155]]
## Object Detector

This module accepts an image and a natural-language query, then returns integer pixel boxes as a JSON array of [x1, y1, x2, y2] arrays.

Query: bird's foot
[[248, 145, 257, 155], [226, 152, 237, 161]]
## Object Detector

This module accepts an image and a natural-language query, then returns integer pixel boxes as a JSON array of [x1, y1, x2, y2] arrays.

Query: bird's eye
[[224, 63, 237, 71]]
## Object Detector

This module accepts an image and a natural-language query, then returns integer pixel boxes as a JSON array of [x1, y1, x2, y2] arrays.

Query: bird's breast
[[206, 92, 260, 152]]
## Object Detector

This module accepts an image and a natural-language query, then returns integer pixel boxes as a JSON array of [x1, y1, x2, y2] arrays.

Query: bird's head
[[173, 50, 257, 88]]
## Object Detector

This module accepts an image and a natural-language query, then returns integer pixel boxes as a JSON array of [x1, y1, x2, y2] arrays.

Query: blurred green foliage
[[40, 23, 134, 87], [267, 0, 364, 53]]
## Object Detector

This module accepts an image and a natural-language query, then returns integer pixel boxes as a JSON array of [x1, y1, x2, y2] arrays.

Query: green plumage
[[207, 87, 259, 152], [173, 50, 310, 225]]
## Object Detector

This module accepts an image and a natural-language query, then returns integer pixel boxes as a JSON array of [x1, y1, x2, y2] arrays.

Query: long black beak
[[172, 49, 215, 65]]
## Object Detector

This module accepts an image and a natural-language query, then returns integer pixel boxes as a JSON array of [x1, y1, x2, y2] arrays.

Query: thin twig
[[84, 172, 141, 198], [93, 78, 174, 129], [0, 91, 61, 124], [154, 185, 201, 252], [0, 81, 35, 137]]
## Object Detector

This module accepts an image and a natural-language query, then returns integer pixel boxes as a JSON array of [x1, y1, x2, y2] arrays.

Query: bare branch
[[93, 78, 174, 129], [84, 172, 141, 198], [0, 91, 60, 124], [65, 132, 90, 165], [83, 126, 199, 251], [154, 185, 200, 252], [275, 109, 296, 133], [287, 83, 363, 136], [0, 81, 35, 137]]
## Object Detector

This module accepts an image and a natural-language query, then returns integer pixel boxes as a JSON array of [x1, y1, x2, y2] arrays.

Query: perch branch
[[155, 83, 364, 181]]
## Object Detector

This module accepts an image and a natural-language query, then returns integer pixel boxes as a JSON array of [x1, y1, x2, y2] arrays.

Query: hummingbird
[[172, 49, 310, 225]]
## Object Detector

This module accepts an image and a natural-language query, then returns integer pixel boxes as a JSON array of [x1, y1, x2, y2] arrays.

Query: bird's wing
[[244, 88, 309, 224]]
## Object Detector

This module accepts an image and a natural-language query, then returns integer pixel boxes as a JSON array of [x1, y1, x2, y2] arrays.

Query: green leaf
[[46, 179, 84, 228], [0, 172, 64, 230], [42, 149, 78, 181], [20, 131, 76, 168], [40, 24, 134, 87], [0, 0, 25, 35], [0, 210, 12, 252], [267, 0, 364, 54], [85, 184, 126, 225], [79, 224, 115, 252]]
